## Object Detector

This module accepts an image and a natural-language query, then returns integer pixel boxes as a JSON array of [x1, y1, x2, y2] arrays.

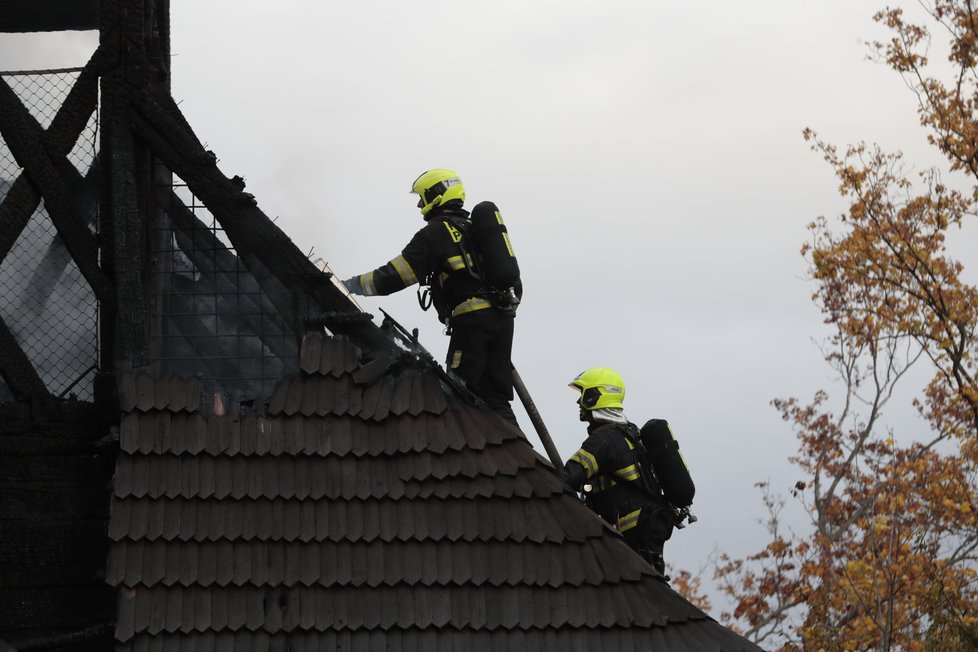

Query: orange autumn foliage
[[716, 3, 978, 650]]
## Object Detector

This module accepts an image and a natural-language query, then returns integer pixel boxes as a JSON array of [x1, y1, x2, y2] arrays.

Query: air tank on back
[[469, 200, 520, 292], [640, 419, 695, 508]]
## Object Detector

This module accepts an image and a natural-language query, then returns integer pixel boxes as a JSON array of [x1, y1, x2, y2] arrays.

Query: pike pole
[[511, 366, 563, 470]]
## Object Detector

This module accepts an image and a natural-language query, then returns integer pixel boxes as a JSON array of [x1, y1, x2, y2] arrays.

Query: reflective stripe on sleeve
[[617, 508, 642, 533], [570, 449, 599, 479], [389, 255, 418, 286], [360, 271, 378, 296], [615, 464, 641, 483]]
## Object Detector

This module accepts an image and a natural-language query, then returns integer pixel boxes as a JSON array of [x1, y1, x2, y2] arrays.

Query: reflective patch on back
[[444, 222, 463, 243]]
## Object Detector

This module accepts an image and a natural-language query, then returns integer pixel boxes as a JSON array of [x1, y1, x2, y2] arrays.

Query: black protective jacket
[[560, 421, 668, 534], [351, 202, 489, 322]]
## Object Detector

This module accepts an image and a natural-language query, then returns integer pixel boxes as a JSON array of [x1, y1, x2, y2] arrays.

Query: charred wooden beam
[[129, 86, 401, 358], [105, 119, 149, 369], [0, 48, 105, 267], [0, 0, 99, 33], [0, 314, 49, 400], [97, 0, 173, 375], [0, 76, 113, 306]]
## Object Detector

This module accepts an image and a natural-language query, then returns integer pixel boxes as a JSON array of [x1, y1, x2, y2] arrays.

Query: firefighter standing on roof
[[560, 367, 675, 577], [342, 169, 520, 425]]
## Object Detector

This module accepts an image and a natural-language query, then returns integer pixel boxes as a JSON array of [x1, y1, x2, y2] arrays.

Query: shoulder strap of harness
[[618, 422, 666, 500]]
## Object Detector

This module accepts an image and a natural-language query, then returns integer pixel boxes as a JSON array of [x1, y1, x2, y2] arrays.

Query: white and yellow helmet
[[411, 168, 465, 216], [569, 367, 626, 410]]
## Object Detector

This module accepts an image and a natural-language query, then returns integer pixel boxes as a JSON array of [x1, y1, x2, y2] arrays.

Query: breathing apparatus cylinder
[[639, 419, 695, 509], [469, 201, 521, 293]]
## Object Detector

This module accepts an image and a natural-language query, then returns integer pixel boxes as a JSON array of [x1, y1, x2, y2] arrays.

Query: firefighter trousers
[[446, 309, 517, 426]]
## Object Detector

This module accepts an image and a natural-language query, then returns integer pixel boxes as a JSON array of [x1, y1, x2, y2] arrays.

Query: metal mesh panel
[[0, 69, 99, 401], [151, 180, 299, 400]]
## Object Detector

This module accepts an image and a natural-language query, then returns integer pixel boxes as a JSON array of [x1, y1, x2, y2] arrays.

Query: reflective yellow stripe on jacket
[[389, 255, 418, 286], [617, 508, 642, 533], [359, 271, 377, 296], [615, 463, 642, 483], [570, 448, 599, 479], [607, 437, 641, 483], [445, 253, 476, 272], [451, 297, 493, 318]]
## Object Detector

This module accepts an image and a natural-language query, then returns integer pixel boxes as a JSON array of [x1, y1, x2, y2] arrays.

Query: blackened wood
[[128, 86, 398, 357], [0, 0, 100, 32], [0, 47, 105, 271], [0, 313, 49, 399], [352, 354, 397, 386], [0, 77, 113, 305], [107, 119, 149, 368], [0, 520, 108, 587]]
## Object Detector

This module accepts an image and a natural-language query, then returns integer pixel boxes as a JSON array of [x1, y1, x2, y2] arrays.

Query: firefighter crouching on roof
[[560, 367, 675, 577], [342, 169, 520, 425]]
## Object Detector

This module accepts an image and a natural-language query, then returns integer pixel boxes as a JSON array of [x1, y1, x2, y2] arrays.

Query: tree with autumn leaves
[[711, 3, 978, 650]]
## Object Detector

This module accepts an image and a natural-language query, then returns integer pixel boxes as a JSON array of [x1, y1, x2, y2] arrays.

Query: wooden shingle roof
[[107, 333, 762, 651]]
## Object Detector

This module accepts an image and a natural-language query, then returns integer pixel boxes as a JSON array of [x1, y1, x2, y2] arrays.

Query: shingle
[[148, 586, 169, 635], [143, 541, 167, 587], [179, 413, 208, 456], [164, 587, 183, 633], [165, 540, 185, 587], [120, 412, 140, 454], [389, 372, 413, 416], [119, 373, 139, 413], [191, 456, 209, 500], [109, 498, 130, 540], [195, 587, 212, 633], [262, 455, 281, 498], [267, 378, 289, 415], [327, 336, 348, 379], [371, 375, 394, 422], [255, 417, 272, 455], [175, 587, 194, 634], [407, 371, 426, 416], [331, 375, 352, 416], [352, 354, 396, 385], [421, 370, 449, 414], [166, 376, 187, 413], [358, 379, 381, 420], [208, 587, 228, 634], [135, 374, 155, 411], [177, 501, 197, 542], [329, 415, 354, 456], [454, 406, 487, 451], [184, 378, 203, 413], [152, 376, 172, 412], [299, 333, 323, 374], [301, 375, 327, 416], [211, 456, 232, 500], [346, 377, 364, 416], [578, 541, 604, 586], [340, 336, 362, 374], [283, 376, 304, 417], [281, 499, 301, 541], [237, 416, 257, 455], [204, 416, 228, 455]]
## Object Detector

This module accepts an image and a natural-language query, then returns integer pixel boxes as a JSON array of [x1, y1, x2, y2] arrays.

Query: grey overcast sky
[[4, 0, 974, 614]]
